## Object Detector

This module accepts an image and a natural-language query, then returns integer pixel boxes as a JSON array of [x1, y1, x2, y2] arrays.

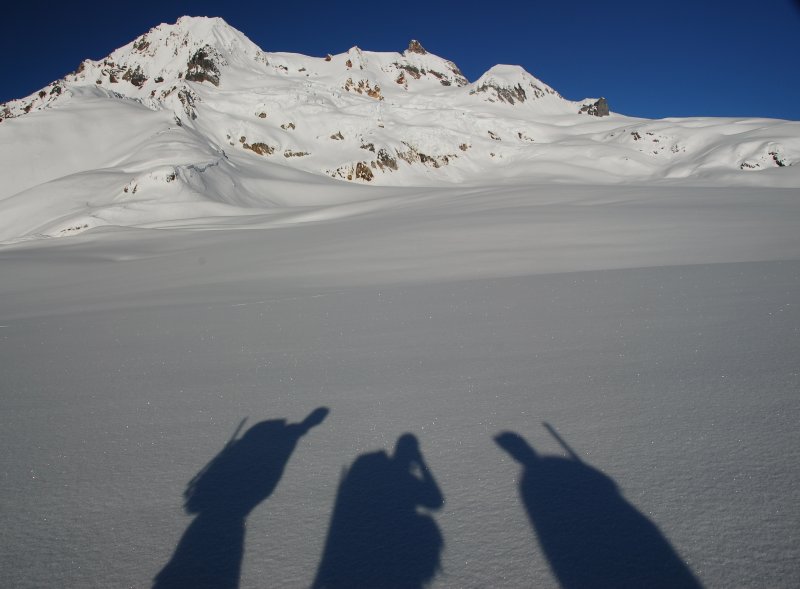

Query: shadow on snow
[[153, 407, 329, 589], [312, 433, 444, 589], [496, 423, 702, 589]]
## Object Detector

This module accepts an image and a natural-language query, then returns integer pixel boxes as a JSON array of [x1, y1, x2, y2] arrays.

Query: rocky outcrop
[[396, 142, 456, 168], [284, 149, 309, 158], [473, 82, 529, 104], [186, 45, 221, 86], [405, 40, 427, 55], [392, 62, 467, 87], [579, 97, 609, 117], [239, 136, 275, 155], [122, 65, 148, 88], [376, 149, 398, 170], [355, 162, 374, 181], [343, 78, 383, 100], [740, 147, 791, 170], [177, 87, 200, 119]]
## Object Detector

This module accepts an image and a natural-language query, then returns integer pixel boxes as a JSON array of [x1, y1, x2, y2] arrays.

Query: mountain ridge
[[0, 16, 798, 243], [0, 16, 598, 121]]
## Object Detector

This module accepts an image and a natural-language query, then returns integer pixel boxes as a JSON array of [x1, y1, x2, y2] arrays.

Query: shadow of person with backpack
[[496, 424, 702, 589], [312, 433, 444, 589], [153, 407, 329, 589]]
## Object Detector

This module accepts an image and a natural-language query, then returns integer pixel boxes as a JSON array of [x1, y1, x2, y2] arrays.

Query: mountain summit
[[0, 16, 797, 242]]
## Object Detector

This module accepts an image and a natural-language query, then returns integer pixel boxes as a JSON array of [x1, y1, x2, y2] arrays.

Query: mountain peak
[[405, 40, 427, 55], [175, 15, 228, 26], [471, 64, 560, 105]]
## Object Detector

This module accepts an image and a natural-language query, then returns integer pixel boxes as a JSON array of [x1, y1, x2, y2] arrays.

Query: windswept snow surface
[[2, 182, 799, 588], [2, 15, 800, 589]]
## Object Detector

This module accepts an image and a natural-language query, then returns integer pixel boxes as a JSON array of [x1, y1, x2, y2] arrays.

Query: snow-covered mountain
[[1, 15, 798, 242]]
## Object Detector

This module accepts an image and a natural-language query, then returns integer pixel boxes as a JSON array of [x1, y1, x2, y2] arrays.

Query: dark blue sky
[[3, 1, 799, 120]]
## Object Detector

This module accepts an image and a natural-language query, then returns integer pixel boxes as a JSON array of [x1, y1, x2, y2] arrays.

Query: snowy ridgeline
[[0, 15, 799, 589], [0, 16, 799, 242]]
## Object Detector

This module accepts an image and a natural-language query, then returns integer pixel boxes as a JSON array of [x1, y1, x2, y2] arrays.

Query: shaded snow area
[[1, 182, 799, 588]]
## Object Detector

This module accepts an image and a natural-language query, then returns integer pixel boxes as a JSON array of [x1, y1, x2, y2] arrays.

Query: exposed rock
[[59, 224, 90, 235], [396, 63, 422, 80], [281, 122, 296, 130], [329, 153, 396, 181], [444, 61, 469, 87], [770, 151, 787, 167], [330, 131, 344, 140], [177, 87, 199, 119], [355, 162, 374, 181], [343, 78, 383, 100], [579, 97, 609, 117], [122, 65, 148, 88], [161, 85, 178, 99], [238, 134, 277, 157], [397, 142, 456, 168], [243, 141, 275, 156], [472, 82, 527, 105], [257, 112, 267, 118], [132, 37, 151, 53], [186, 46, 221, 86], [488, 131, 501, 141], [376, 148, 398, 170], [284, 150, 309, 158], [393, 60, 465, 86], [406, 40, 427, 55], [324, 54, 332, 62]]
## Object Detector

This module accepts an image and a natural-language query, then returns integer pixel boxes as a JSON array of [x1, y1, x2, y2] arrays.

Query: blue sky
[[3, 0, 799, 119]]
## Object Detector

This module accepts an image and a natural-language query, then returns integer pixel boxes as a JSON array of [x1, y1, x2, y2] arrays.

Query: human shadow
[[312, 433, 444, 589], [153, 407, 329, 589], [496, 424, 702, 589]]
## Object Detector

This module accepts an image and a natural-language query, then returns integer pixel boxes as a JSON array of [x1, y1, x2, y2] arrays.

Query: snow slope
[[1, 16, 799, 242], [1, 182, 799, 588]]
